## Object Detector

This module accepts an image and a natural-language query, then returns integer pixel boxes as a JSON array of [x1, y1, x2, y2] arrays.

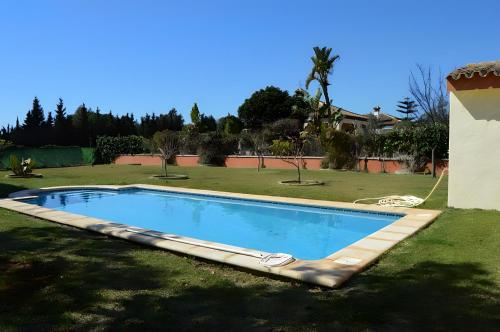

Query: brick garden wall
[[115, 154, 448, 175]]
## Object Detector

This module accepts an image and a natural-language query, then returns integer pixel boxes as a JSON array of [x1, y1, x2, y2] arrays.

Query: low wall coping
[[117, 154, 448, 161]]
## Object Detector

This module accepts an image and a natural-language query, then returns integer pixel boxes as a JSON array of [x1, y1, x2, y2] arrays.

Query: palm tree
[[305, 46, 340, 112]]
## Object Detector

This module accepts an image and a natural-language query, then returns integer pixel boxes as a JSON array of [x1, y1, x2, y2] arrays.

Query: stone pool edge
[[1, 184, 441, 288]]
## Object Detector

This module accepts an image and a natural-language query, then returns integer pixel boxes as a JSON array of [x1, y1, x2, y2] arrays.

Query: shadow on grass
[[0, 222, 499, 331], [110, 261, 500, 331], [0, 182, 27, 198], [0, 224, 169, 330]]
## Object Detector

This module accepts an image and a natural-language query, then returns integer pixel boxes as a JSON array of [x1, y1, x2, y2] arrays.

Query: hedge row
[[95, 136, 145, 164], [0, 146, 95, 169]]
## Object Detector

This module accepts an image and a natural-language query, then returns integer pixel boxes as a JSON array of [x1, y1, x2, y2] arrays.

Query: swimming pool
[[2, 185, 440, 287], [22, 188, 401, 260]]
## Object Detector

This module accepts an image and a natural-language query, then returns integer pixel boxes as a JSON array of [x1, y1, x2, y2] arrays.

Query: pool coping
[[0, 184, 442, 288]]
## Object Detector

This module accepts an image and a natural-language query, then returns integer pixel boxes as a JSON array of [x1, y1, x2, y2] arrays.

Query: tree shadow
[[0, 182, 27, 198], [1, 221, 498, 331], [0, 224, 173, 330], [110, 261, 500, 331]]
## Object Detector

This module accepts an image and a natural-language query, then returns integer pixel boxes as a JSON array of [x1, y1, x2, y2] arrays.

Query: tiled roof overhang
[[447, 61, 500, 91], [448, 61, 500, 80]]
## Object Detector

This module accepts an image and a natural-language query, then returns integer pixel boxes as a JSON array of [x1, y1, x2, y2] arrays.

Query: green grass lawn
[[0, 165, 499, 331]]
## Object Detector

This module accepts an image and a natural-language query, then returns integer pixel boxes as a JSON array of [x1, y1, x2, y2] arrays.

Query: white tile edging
[[1, 184, 441, 288]]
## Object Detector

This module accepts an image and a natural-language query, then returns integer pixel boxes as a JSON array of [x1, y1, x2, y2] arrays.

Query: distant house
[[312, 104, 401, 133], [367, 106, 402, 133]]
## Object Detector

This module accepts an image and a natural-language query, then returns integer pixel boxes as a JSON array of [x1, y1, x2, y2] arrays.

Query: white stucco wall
[[448, 88, 500, 210]]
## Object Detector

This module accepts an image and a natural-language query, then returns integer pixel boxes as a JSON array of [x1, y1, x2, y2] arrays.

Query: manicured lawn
[[0, 164, 448, 209], [0, 165, 499, 330]]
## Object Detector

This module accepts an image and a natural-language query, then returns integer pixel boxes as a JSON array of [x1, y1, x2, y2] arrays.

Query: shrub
[[179, 126, 201, 155], [266, 118, 302, 143], [393, 152, 425, 173], [9, 155, 35, 176], [302, 136, 324, 156], [322, 130, 356, 169], [198, 132, 238, 166], [9, 155, 22, 175], [217, 114, 244, 135], [361, 123, 449, 161], [0, 139, 12, 151], [412, 123, 449, 159], [95, 135, 145, 164]]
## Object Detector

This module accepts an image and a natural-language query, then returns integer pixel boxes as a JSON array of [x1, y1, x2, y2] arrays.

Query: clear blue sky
[[1, 0, 499, 128]]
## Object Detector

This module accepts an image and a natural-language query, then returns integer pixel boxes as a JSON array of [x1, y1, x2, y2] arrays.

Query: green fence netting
[[0, 147, 95, 169]]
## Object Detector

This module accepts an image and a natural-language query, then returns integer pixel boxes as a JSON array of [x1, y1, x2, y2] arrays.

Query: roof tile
[[448, 61, 500, 80]]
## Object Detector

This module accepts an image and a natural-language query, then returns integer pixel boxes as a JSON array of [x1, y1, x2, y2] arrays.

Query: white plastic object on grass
[[259, 253, 295, 267]]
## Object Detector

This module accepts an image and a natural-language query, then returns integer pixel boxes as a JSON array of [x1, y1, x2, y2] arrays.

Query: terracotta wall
[[224, 156, 323, 169], [114, 154, 323, 169], [173, 155, 199, 167], [114, 154, 447, 174], [357, 158, 448, 175], [114, 154, 162, 166]]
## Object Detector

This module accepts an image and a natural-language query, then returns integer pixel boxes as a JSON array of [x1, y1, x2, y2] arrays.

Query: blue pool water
[[23, 189, 402, 260]]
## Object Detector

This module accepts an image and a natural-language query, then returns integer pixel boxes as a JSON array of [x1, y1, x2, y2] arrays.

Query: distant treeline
[[0, 97, 186, 147], [0, 86, 308, 148]]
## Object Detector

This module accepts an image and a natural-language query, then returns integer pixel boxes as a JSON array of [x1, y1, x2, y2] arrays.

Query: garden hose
[[353, 168, 448, 208]]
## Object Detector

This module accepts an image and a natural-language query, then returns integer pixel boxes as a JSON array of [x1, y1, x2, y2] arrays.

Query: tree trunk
[[321, 83, 331, 110], [164, 159, 168, 177], [297, 163, 301, 183]]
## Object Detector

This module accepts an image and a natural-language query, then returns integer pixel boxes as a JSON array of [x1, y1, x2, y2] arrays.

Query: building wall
[[448, 88, 500, 210], [114, 154, 446, 174]]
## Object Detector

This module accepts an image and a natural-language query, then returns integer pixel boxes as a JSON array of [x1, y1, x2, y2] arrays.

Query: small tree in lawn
[[152, 130, 180, 177], [250, 130, 269, 172], [270, 131, 309, 183]]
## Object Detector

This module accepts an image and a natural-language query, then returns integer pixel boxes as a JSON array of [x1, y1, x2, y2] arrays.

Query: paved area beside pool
[[0, 184, 441, 288]]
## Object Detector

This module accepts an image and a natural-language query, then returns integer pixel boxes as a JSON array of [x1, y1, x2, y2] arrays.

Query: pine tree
[[73, 103, 90, 146], [198, 114, 217, 133], [150, 113, 158, 135], [54, 98, 66, 127], [104, 111, 117, 137], [23, 110, 33, 128], [43, 111, 55, 145], [191, 103, 200, 125], [396, 97, 418, 120], [54, 98, 70, 145], [157, 109, 184, 132], [46, 112, 54, 127], [20, 97, 46, 146], [93, 107, 106, 138], [140, 113, 154, 137], [24, 97, 45, 128]]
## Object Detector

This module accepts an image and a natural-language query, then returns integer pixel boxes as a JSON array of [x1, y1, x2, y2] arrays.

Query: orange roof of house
[[315, 102, 401, 126]]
